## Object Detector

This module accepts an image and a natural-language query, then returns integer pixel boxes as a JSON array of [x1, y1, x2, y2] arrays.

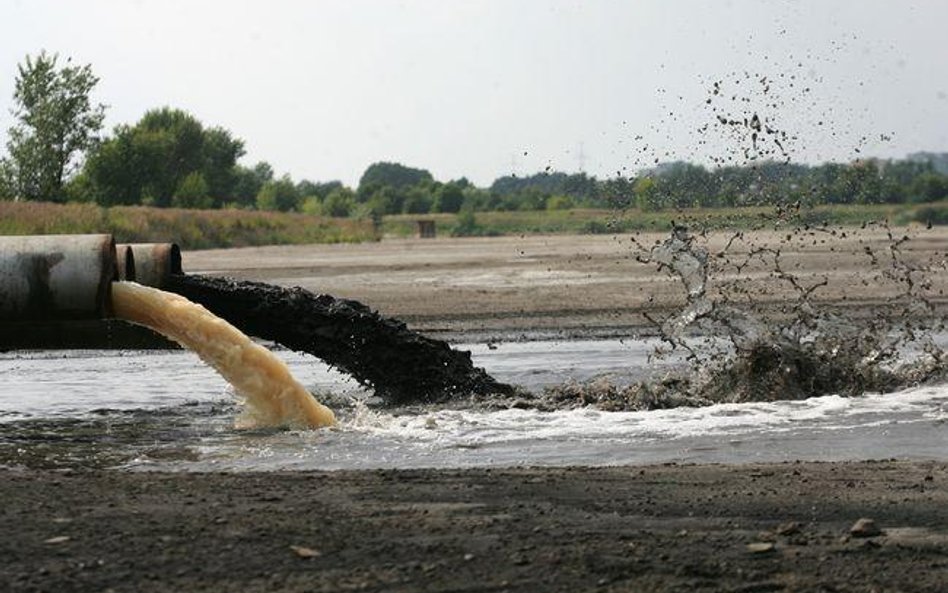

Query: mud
[[165, 274, 511, 404], [3, 461, 946, 593]]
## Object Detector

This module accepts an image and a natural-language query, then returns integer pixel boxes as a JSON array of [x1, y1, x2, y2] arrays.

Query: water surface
[[1, 339, 945, 471]]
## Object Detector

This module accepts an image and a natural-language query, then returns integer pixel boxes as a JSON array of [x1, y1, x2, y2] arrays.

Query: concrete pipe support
[[116, 243, 182, 288], [0, 234, 118, 321]]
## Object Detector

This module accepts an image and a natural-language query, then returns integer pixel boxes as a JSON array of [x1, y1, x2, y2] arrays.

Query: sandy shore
[[5, 229, 948, 591], [3, 461, 946, 592]]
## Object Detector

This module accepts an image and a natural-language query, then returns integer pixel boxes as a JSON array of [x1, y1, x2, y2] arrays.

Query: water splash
[[487, 222, 947, 412]]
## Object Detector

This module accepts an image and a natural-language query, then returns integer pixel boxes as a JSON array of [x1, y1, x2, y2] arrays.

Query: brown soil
[[182, 229, 948, 341], [3, 461, 946, 592]]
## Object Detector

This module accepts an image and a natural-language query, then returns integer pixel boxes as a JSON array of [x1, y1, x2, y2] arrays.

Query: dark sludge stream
[[164, 274, 514, 405]]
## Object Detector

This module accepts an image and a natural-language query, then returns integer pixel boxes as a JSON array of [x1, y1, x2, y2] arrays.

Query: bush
[[912, 205, 948, 226], [451, 206, 482, 236], [172, 172, 212, 209], [546, 195, 574, 210]]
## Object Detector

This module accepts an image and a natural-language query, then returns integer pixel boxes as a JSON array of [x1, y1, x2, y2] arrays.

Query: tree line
[[2, 52, 947, 218]]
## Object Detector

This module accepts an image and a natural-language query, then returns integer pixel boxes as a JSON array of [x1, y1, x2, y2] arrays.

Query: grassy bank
[[384, 202, 946, 237], [2, 201, 943, 248], [0, 202, 377, 249]]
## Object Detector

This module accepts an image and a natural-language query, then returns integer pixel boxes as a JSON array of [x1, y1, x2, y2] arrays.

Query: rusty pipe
[[116, 243, 181, 288], [0, 234, 118, 320]]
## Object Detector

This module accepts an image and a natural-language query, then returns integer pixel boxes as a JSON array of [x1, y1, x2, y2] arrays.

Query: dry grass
[[0, 202, 376, 248]]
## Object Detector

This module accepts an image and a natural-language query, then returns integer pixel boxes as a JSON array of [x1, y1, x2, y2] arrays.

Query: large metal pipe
[[117, 243, 181, 288], [0, 234, 117, 321]]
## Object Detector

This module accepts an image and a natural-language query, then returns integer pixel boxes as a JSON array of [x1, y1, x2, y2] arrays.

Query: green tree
[[83, 107, 243, 207], [434, 182, 465, 213], [201, 127, 245, 205], [300, 195, 322, 215], [401, 186, 433, 214], [231, 161, 273, 208], [1, 52, 106, 202], [256, 175, 300, 212], [358, 161, 433, 200], [546, 195, 574, 210], [172, 171, 211, 209], [321, 187, 356, 217], [633, 177, 657, 211]]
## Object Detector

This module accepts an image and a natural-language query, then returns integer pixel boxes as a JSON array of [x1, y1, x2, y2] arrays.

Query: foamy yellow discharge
[[110, 281, 335, 429]]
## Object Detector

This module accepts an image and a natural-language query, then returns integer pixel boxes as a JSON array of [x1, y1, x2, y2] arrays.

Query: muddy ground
[[3, 461, 946, 592], [5, 230, 948, 592], [183, 228, 948, 341]]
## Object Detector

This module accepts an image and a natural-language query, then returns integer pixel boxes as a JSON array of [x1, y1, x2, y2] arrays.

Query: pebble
[[850, 518, 882, 538], [746, 542, 775, 554], [775, 521, 801, 536], [290, 545, 321, 558]]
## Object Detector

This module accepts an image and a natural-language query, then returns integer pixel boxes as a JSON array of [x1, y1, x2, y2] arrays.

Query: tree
[[909, 172, 948, 203], [83, 107, 244, 207], [321, 187, 356, 217], [2, 52, 106, 202], [232, 161, 273, 208], [402, 186, 433, 214], [256, 174, 300, 211], [358, 161, 433, 198], [201, 126, 245, 205], [434, 182, 465, 213], [172, 171, 211, 209]]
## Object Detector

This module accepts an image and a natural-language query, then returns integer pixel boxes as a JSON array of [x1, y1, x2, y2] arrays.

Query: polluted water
[[2, 230, 947, 472]]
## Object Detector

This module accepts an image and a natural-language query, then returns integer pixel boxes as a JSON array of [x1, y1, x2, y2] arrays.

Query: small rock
[[775, 521, 801, 536], [44, 536, 71, 544], [290, 545, 321, 558], [850, 518, 882, 538], [746, 542, 775, 554]]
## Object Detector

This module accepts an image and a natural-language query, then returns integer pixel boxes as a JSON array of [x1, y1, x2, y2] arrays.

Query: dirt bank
[[3, 461, 946, 592], [182, 229, 948, 341]]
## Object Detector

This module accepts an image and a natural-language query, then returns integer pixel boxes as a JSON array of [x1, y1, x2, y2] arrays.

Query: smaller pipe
[[116, 243, 182, 288]]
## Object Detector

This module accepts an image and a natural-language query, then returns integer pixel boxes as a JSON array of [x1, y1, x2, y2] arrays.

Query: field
[[382, 202, 947, 238], [1, 200, 946, 250]]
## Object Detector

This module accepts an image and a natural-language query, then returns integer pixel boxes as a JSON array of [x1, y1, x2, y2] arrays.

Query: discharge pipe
[[0, 234, 120, 321], [117, 243, 181, 288]]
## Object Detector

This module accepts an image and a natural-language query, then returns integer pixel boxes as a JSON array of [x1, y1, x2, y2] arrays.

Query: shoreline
[[3, 460, 947, 592]]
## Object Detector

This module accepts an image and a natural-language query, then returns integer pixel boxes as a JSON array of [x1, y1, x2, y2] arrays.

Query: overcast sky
[[1, 0, 946, 186]]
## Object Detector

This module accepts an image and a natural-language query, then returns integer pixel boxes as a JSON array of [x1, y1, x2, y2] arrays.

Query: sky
[[1, 0, 947, 187]]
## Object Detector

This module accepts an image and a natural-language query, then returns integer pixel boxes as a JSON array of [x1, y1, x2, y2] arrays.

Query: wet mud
[[3, 461, 947, 593], [165, 274, 511, 404]]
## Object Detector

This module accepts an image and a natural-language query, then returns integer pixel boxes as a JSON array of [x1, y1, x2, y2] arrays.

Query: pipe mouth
[[169, 243, 182, 275], [117, 245, 137, 281]]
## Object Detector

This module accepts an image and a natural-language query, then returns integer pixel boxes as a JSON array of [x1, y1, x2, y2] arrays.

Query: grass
[[2, 201, 944, 249], [0, 202, 377, 249], [383, 202, 946, 238]]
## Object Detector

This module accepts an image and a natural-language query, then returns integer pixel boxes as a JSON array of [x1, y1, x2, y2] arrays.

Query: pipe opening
[[117, 245, 136, 281]]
